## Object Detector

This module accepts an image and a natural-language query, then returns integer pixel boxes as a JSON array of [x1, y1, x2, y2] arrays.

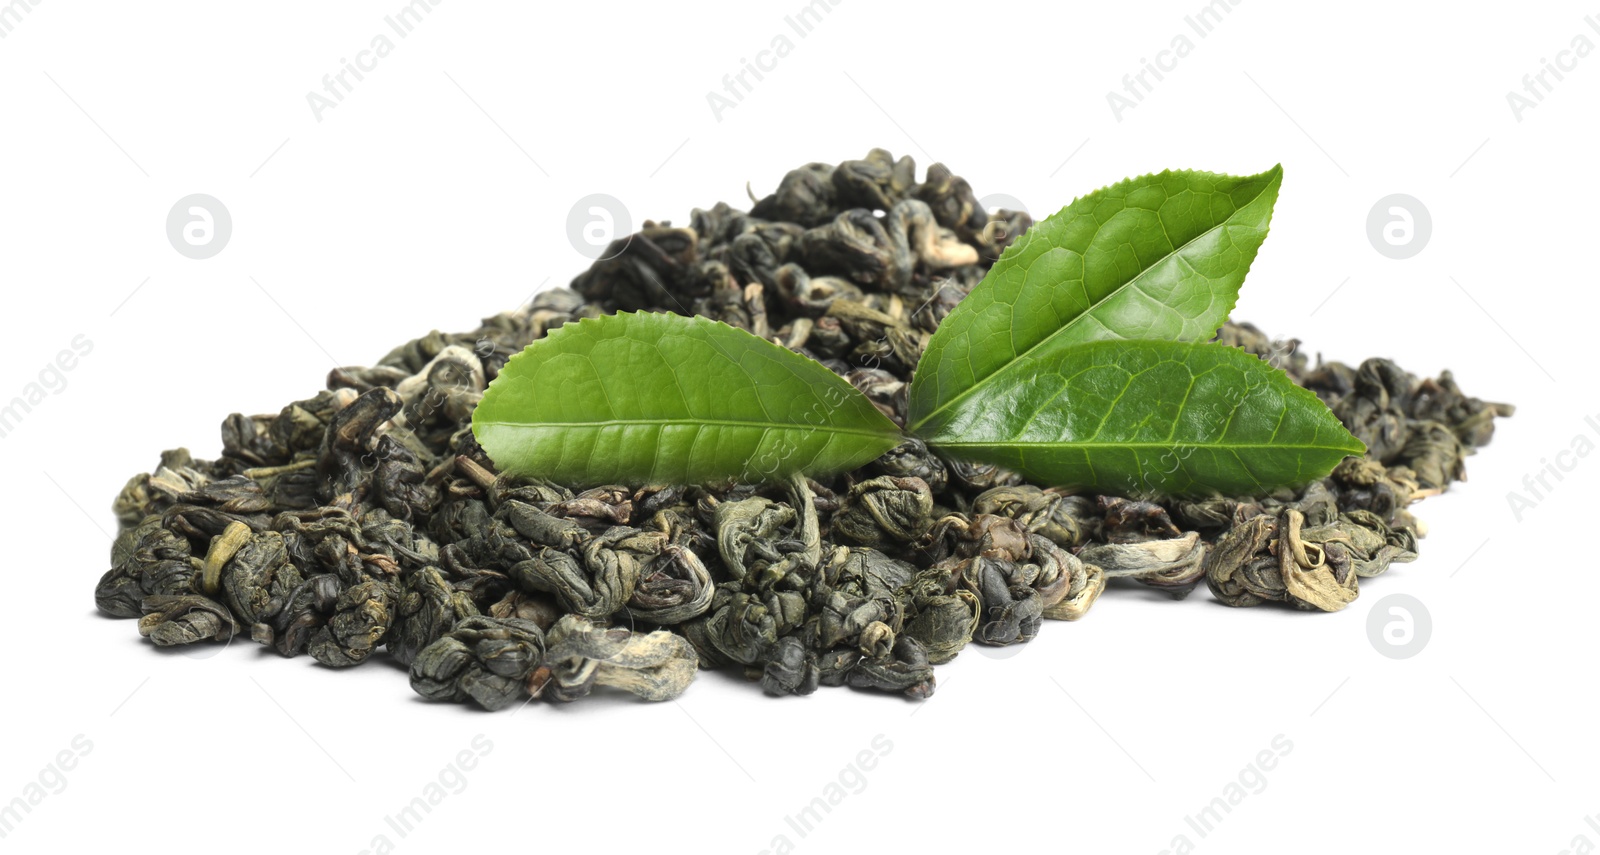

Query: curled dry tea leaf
[[531, 614, 699, 703], [908, 166, 1283, 435], [472, 312, 901, 486], [410, 615, 548, 711], [916, 340, 1366, 496]]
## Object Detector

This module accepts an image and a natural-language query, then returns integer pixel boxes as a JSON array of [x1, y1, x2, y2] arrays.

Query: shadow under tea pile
[[96, 150, 1513, 708]]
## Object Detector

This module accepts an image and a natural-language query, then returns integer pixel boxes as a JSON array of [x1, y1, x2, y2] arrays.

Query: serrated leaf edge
[[907, 164, 1284, 434]]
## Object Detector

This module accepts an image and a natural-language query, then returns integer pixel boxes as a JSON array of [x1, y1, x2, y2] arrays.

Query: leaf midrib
[[923, 440, 1360, 451], [476, 417, 894, 438], [908, 174, 1276, 436]]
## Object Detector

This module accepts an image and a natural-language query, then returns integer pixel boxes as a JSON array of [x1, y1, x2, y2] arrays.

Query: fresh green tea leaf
[[915, 339, 1365, 497], [907, 165, 1283, 434], [472, 312, 902, 486]]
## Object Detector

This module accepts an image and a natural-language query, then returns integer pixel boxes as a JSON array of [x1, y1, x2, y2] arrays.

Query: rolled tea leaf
[[916, 340, 1365, 497], [532, 615, 699, 703], [908, 165, 1283, 434], [473, 312, 902, 486], [410, 616, 547, 711]]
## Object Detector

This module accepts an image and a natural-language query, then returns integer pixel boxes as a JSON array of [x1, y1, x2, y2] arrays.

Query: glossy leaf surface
[[908, 166, 1283, 434], [473, 312, 902, 485], [915, 339, 1365, 497]]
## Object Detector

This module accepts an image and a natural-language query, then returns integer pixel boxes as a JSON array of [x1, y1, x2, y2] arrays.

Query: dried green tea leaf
[[916, 340, 1365, 497], [473, 312, 901, 485], [908, 165, 1283, 434]]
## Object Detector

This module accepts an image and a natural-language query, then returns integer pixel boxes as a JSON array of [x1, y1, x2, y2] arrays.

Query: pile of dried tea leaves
[[97, 150, 1513, 707]]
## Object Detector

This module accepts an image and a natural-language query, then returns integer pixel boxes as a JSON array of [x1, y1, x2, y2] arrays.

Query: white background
[[0, 1, 1593, 852]]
